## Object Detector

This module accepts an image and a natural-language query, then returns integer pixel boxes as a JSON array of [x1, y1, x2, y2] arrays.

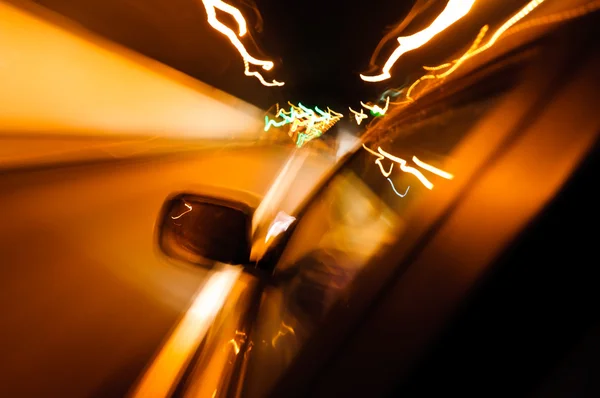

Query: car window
[[241, 65, 521, 398]]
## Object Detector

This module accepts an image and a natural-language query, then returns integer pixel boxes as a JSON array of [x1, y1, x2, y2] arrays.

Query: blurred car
[[144, 2, 600, 397]]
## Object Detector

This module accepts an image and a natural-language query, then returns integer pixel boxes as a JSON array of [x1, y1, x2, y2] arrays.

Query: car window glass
[[242, 63, 522, 398]]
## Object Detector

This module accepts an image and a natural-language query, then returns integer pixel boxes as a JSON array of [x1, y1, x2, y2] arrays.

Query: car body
[[141, 2, 600, 397]]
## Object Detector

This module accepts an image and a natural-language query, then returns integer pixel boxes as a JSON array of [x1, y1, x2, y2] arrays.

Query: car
[[137, 2, 600, 397]]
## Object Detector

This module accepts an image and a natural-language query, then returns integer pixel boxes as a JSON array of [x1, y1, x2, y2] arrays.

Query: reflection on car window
[[242, 85, 511, 398]]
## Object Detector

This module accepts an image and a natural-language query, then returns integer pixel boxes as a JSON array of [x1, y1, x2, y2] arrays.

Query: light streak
[[378, 161, 394, 177], [405, 0, 546, 100], [469, 0, 546, 59], [362, 143, 393, 177], [387, 179, 410, 197], [327, 107, 344, 118], [501, 0, 600, 39], [349, 107, 368, 125], [413, 156, 454, 180], [264, 115, 287, 131], [244, 60, 284, 87], [171, 202, 192, 219], [271, 321, 295, 347], [378, 147, 434, 190], [361, 0, 476, 82], [227, 339, 240, 354], [201, 0, 284, 86], [264, 102, 343, 147], [361, 96, 390, 116]]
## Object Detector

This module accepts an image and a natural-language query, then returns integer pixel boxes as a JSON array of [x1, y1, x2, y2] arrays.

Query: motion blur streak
[[413, 156, 454, 180], [171, 203, 193, 219], [131, 266, 242, 398], [201, 0, 284, 86], [387, 179, 410, 197], [0, 1, 263, 138], [502, 0, 600, 38], [377, 147, 434, 190], [349, 107, 368, 124], [361, 0, 476, 82], [469, 0, 546, 59], [406, 0, 547, 101], [361, 96, 390, 116]]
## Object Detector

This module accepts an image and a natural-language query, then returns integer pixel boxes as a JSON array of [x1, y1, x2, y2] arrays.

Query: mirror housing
[[157, 194, 253, 268]]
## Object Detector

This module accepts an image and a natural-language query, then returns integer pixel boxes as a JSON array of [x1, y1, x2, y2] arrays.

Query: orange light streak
[[406, 0, 546, 100], [361, 0, 476, 82], [413, 156, 454, 180], [202, 0, 284, 86]]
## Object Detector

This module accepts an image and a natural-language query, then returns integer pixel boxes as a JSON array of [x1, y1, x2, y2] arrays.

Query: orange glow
[[202, 0, 284, 86], [361, 0, 476, 82], [413, 156, 454, 180], [361, 96, 390, 116], [0, 2, 265, 138], [349, 107, 368, 125]]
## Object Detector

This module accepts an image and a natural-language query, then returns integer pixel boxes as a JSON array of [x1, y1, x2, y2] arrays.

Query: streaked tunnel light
[[362, 144, 454, 190], [361, 0, 476, 82], [202, 0, 284, 86]]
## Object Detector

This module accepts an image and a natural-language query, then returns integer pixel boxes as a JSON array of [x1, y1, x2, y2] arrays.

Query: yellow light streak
[[349, 107, 368, 125], [202, 0, 284, 86], [361, 0, 476, 82], [361, 96, 390, 115], [413, 156, 454, 179]]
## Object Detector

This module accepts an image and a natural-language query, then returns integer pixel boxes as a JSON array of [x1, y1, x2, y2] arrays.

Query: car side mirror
[[157, 194, 253, 268]]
